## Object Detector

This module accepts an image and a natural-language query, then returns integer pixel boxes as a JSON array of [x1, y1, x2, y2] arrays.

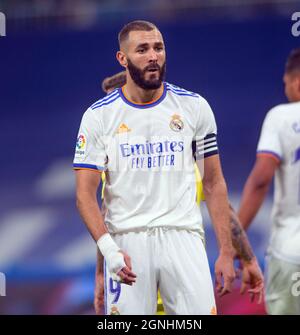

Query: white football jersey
[[257, 101, 300, 263], [73, 82, 218, 234]]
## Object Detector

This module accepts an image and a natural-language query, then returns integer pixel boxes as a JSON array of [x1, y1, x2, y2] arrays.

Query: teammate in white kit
[[74, 20, 236, 315], [238, 48, 300, 314]]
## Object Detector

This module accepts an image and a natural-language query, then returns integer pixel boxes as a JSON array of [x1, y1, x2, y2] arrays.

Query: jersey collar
[[119, 82, 167, 109]]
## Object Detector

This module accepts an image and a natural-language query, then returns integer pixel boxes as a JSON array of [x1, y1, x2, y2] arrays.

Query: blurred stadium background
[[0, 0, 299, 314]]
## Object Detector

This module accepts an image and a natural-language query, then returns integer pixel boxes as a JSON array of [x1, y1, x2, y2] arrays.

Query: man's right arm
[[75, 169, 108, 240], [75, 169, 136, 285]]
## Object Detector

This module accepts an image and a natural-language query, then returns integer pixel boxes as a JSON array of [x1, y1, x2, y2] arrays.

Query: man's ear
[[116, 51, 127, 68]]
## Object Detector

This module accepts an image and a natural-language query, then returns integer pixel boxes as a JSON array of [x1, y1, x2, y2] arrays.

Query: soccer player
[[93, 73, 264, 314], [74, 20, 240, 314], [238, 48, 300, 314], [101, 71, 127, 96]]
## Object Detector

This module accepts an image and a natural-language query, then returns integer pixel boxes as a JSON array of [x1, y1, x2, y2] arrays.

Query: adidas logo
[[116, 123, 131, 134]]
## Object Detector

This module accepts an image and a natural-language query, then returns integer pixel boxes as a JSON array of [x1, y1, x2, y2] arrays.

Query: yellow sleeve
[[101, 173, 106, 199], [194, 163, 205, 205]]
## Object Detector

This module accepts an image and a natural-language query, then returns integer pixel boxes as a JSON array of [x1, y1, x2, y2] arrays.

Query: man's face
[[283, 72, 300, 102], [121, 29, 166, 90]]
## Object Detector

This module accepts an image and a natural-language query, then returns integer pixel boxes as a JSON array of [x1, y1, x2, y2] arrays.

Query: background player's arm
[[95, 249, 104, 315], [238, 155, 279, 230], [229, 204, 264, 303], [200, 154, 235, 296], [230, 204, 255, 262], [75, 169, 136, 285]]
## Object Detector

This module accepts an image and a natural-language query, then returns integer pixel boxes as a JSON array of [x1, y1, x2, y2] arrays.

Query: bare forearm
[[76, 192, 108, 242], [238, 176, 270, 230], [204, 179, 233, 254], [229, 204, 254, 262], [96, 248, 104, 274]]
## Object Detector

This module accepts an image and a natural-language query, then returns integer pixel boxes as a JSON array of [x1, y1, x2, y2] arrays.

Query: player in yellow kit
[[94, 71, 263, 315]]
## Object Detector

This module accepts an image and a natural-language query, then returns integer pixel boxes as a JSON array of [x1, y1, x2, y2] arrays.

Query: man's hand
[[116, 251, 137, 285], [215, 252, 236, 297], [239, 258, 264, 304], [93, 250, 136, 315], [94, 271, 104, 315], [97, 233, 137, 284], [94, 250, 136, 315]]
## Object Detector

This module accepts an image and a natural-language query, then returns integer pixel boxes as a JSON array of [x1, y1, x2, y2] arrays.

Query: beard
[[127, 58, 166, 90]]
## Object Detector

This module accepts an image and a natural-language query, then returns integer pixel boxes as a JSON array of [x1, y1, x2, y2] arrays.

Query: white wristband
[[97, 233, 126, 279]]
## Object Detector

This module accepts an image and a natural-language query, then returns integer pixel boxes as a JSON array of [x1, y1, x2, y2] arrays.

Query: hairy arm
[[200, 155, 235, 296], [229, 204, 254, 262], [228, 203, 264, 302], [75, 169, 136, 285], [75, 169, 108, 241], [95, 248, 105, 315], [238, 155, 279, 230], [201, 155, 233, 254]]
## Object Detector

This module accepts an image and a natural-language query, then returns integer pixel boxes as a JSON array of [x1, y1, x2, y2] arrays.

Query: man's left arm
[[200, 154, 235, 296]]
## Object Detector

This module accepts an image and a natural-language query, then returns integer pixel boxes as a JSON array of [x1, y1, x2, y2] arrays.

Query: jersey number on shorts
[[109, 278, 121, 303]]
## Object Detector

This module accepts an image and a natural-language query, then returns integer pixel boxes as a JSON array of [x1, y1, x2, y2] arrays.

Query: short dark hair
[[101, 71, 126, 93], [118, 20, 158, 47], [285, 48, 300, 74]]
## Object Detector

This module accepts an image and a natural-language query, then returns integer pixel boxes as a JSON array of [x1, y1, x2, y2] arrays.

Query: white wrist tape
[[97, 233, 126, 280]]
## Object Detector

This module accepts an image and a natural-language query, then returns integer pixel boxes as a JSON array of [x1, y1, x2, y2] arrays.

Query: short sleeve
[[257, 109, 282, 163], [73, 108, 107, 171], [193, 97, 218, 160]]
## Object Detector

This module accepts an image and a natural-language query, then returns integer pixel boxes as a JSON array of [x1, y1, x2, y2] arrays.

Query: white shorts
[[104, 227, 216, 315], [265, 254, 300, 315]]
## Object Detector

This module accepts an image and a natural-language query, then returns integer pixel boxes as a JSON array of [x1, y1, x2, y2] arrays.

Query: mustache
[[143, 63, 160, 72]]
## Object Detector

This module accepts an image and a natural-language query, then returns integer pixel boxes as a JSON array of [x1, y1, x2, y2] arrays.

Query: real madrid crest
[[110, 306, 120, 315], [169, 114, 184, 132]]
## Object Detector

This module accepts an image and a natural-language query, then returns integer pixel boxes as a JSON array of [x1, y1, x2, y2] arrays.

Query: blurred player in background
[[101, 71, 127, 95], [93, 72, 263, 314], [238, 48, 300, 314]]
